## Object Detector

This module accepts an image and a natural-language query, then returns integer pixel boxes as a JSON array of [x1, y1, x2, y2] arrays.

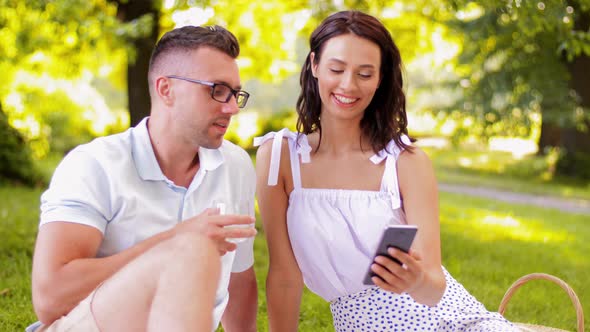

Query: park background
[[0, 0, 589, 331]]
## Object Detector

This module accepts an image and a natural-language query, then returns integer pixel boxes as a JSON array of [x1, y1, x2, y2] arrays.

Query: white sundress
[[254, 129, 518, 332]]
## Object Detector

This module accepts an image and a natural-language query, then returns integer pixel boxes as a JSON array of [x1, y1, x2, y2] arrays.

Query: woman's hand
[[370, 248, 425, 294]]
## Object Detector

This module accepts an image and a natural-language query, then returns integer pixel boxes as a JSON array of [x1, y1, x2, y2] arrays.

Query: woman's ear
[[310, 52, 318, 78]]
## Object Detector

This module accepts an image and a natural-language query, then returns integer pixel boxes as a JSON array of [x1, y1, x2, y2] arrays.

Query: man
[[29, 25, 258, 332]]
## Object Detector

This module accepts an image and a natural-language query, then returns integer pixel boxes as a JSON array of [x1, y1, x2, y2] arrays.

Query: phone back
[[362, 225, 418, 285]]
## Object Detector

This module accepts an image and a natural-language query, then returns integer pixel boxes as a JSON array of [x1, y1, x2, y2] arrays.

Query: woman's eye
[[329, 69, 344, 73], [359, 73, 373, 79]]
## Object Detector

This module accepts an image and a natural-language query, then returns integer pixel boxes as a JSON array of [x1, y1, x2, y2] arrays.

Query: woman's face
[[311, 33, 381, 123]]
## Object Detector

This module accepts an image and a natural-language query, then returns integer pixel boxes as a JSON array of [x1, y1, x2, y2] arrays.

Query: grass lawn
[[424, 146, 590, 201], [1, 184, 588, 331], [0, 186, 43, 331], [437, 193, 589, 331]]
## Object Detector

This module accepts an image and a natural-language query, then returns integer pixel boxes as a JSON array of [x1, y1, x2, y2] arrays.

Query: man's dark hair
[[148, 25, 240, 94]]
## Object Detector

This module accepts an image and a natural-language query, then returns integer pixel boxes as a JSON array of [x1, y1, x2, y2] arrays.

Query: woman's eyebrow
[[327, 58, 376, 69]]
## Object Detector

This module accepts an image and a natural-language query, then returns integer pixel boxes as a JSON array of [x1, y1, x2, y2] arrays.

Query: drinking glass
[[212, 199, 255, 243]]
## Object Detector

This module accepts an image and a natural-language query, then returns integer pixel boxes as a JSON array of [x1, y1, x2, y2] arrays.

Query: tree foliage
[[437, 0, 590, 178], [439, 1, 590, 141], [0, 103, 40, 186], [0, 0, 127, 81], [0, 0, 135, 162], [3, 0, 590, 182]]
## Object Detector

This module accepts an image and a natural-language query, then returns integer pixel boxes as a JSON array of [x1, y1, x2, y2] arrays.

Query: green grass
[[438, 193, 589, 331], [3, 185, 588, 331], [424, 146, 590, 201], [0, 186, 43, 331]]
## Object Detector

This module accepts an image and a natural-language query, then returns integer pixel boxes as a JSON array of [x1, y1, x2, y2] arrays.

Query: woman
[[255, 10, 517, 332]]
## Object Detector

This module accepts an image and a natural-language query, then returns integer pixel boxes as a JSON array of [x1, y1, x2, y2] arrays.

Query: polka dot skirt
[[330, 269, 518, 332]]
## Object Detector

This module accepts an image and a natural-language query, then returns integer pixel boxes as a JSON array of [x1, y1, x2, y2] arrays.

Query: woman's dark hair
[[296, 10, 412, 153]]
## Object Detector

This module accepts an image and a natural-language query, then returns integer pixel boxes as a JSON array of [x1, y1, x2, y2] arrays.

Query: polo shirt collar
[[198, 145, 224, 171], [131, 117, 225, 181]]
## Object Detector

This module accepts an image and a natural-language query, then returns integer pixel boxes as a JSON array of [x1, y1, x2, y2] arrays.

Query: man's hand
[[174, 208, 256, 255]]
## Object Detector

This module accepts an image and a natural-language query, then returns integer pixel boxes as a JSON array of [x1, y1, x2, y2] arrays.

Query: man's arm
[[32, 221, 175, 324], [220, 266, 258, 332], [32, 211, 256, 325]]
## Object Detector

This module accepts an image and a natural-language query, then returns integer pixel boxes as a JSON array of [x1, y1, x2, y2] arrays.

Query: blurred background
[[1, 1, 589, 331], [1, 0, 589, 186]]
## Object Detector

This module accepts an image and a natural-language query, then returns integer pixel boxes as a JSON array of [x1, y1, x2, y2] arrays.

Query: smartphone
[[362, 225, 418, 285]]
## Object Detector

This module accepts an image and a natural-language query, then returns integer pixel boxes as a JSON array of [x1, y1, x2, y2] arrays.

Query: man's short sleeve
[[230, 149, 256, 273], [231, 236, 255, 272], [40, 148, 111, 233]]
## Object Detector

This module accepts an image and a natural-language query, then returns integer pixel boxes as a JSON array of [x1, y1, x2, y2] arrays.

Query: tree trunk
[[538, 4, 590, 156], [562, 5, 590, 155], [537, 121, 561, 155], [551, 4, 590, 179], [116, 0, 160, 127]]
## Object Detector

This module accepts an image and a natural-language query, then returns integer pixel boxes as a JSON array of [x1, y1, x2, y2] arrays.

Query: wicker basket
[[498, 273, 585, 332]]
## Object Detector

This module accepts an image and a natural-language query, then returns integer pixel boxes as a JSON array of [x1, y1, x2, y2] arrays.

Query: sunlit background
[[3, 1, 587, 170]]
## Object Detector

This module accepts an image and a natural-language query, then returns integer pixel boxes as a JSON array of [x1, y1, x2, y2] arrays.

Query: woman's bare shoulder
[[255, 135, 292, 164], [398, 146, 432, 167]]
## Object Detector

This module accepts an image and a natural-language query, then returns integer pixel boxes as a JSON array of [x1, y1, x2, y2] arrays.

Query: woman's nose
[[339, 71, 357, 90]]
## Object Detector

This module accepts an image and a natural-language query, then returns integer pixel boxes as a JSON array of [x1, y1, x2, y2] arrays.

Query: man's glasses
[[166, 75, 250, 108]]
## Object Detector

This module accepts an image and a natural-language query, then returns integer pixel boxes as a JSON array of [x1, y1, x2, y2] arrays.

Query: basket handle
[[498, 273, 584, 332]]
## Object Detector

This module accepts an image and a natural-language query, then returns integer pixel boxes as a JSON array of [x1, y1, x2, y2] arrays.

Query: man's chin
[[201, 139, 224, 150]]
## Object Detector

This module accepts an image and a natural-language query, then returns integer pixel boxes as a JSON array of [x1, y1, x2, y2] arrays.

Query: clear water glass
[[213, 199, 255, 243]]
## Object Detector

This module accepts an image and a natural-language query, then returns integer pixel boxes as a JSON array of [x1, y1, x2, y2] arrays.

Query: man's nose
[[221, 96, 240, 115]]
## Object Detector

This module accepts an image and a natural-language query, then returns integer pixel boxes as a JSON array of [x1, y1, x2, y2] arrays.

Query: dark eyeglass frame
[[166, 75, 250, 108]]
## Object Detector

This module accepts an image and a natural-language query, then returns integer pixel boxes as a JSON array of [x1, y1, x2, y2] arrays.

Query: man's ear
[[310, 52, 318, 78], [156, 76, 174, 106]]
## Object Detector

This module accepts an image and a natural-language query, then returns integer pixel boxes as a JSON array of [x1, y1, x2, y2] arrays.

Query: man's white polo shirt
[[40, 117, 255, 329]]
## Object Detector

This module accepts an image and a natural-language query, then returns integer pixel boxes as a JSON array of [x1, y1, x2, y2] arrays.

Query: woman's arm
[[371, 147, 446, 306], [256, 139, 304, 332]]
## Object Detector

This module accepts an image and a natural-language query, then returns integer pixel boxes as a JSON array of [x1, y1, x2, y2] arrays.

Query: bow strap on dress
[[253, 128, 311, 186]]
